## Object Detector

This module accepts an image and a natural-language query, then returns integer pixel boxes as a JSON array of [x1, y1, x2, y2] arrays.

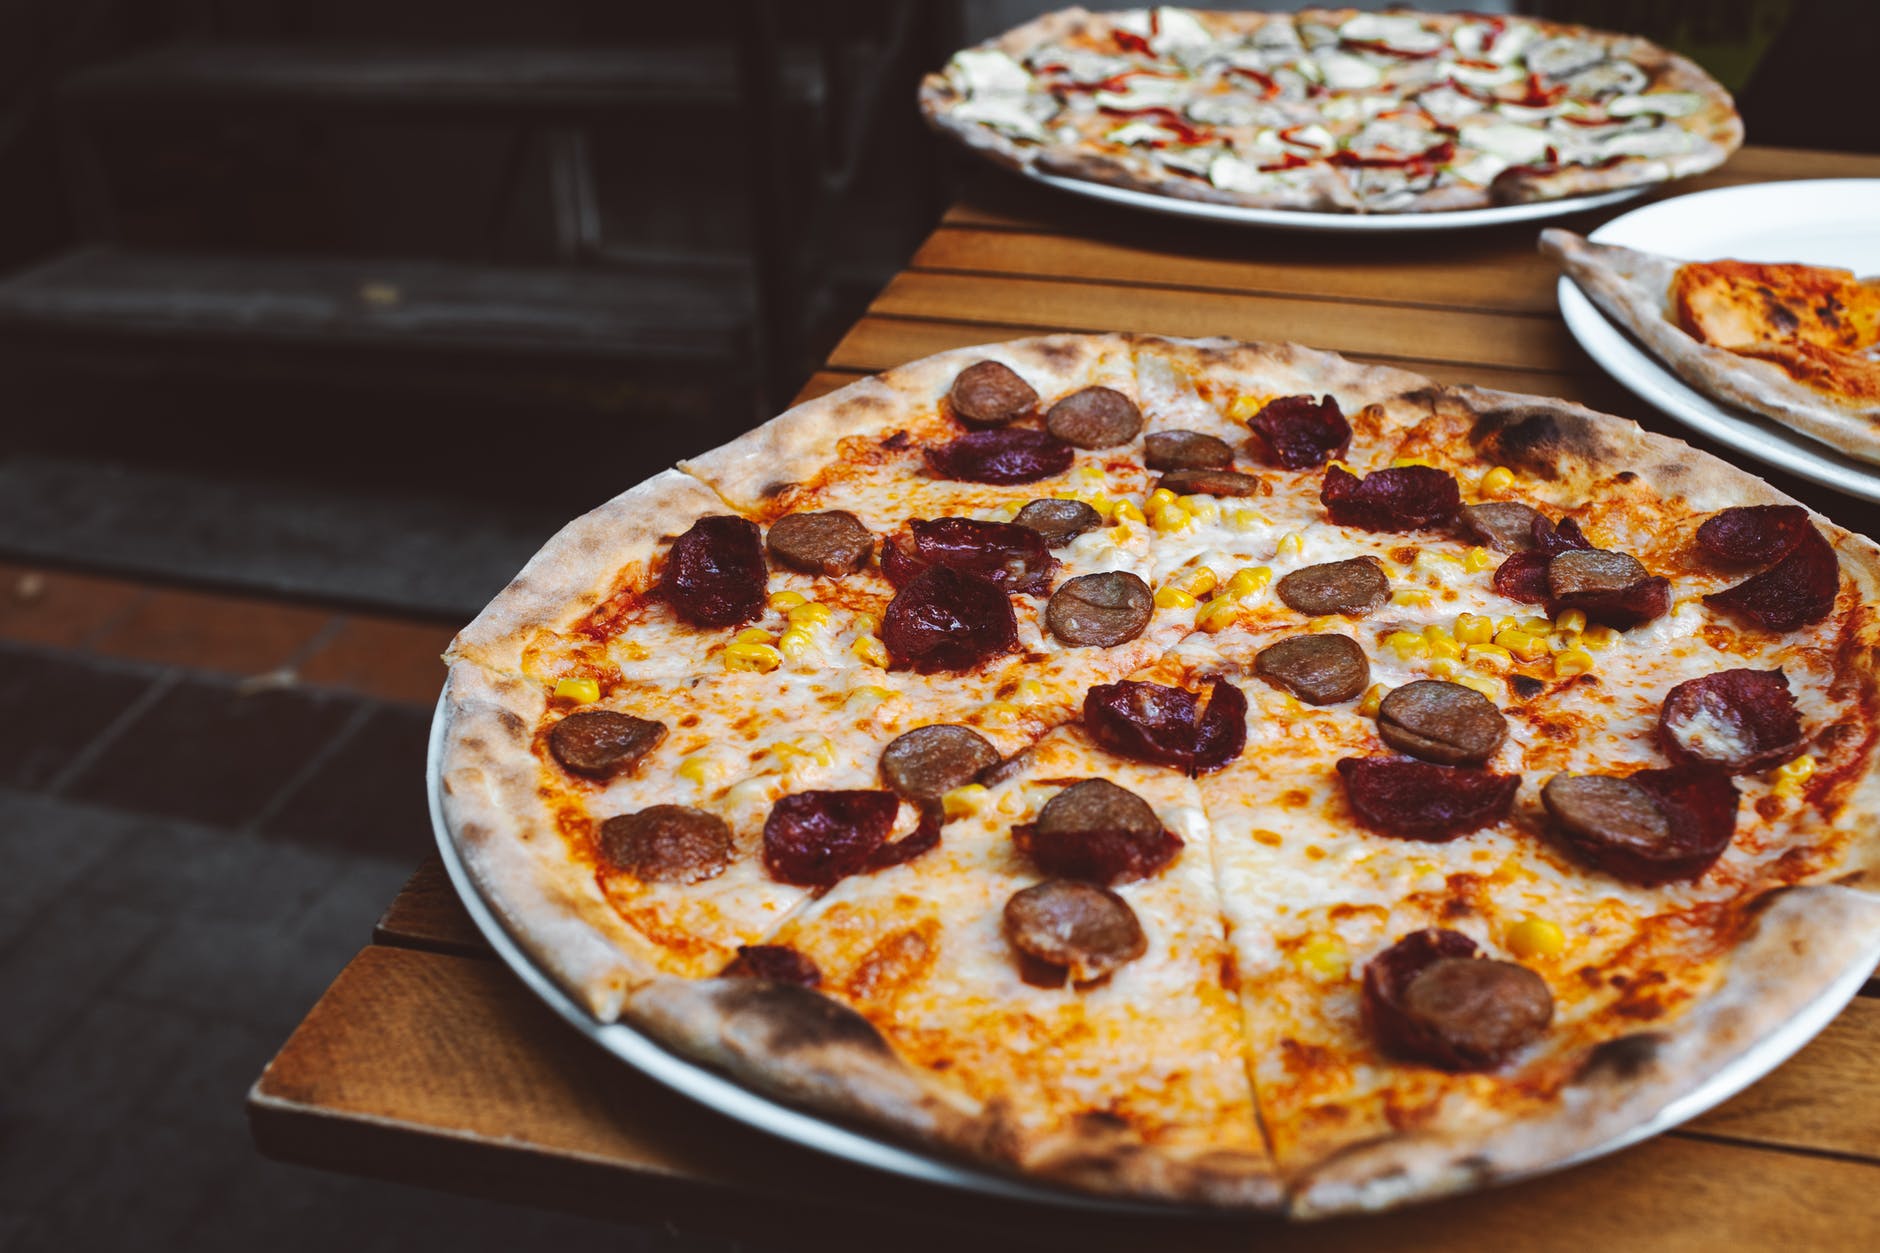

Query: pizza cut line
[[919, 7, 1742, 214], [439, 333, 1880, 1215]]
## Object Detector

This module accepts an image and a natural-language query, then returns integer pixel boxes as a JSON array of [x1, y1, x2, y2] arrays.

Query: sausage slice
[[1401, 957, 1555, 1067], [1046, 572, 1154, 648], [1144, 429, 1234, 471], [1547, 548, 1648, 600], [765, 510, 874, 577], [1003, 879, 1147, 983], [1254, 633, 1370, 705], [949, 360, 1037, 426], [1275, 556, 1389, 617], [1013, 498, 1103, 547], [598, 805, 733, 883], [1155, 468, 1265, 498], [1378, 680, 1507, 765], [548, 710, 667, 779], [879, 724, 1001, 804], [1045, 387, 1142, 449], [1459, 502, 1544, 553]]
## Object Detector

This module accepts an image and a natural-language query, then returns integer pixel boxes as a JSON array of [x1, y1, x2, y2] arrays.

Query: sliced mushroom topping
[[1254, 633, 1370, 705], [1046, 572, 1154, 648], [949, 360, 1037, 426], [1144, 429, 1234, 471], [548, 710, 667, 779], [879, 724, 1001, 804], [1003, 879, 1147, 983], [1377, 680, 1507, 766], [1275, 556, 1389, 617], [1045, 386, 1143, 449], [1013, 498, 1103, 547], [1459, 501, 1544, 553], [598, 805, 733, 884]]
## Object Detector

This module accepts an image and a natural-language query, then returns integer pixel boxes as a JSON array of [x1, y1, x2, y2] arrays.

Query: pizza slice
[[1544, 227, 1880, 465]]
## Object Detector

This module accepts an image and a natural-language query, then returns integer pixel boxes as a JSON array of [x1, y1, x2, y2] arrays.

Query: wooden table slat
[[374, 858, 491, 957]]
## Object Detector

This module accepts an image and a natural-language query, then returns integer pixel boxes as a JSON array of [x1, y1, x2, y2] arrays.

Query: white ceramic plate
[[1557, 178, 1880, 502], [1022, 165, 1648, 233], [424, 692, 1880, 1211]]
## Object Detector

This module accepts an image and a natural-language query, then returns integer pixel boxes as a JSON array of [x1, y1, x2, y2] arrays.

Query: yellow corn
[[767, 590, 809, 612], [1154, 585, 1198, 610], [1196, 598, 1241, 633], [1495, 628, 1549, 662], [1228, 392, 1270, 421], [1520, 615, 1553, 634], [1179, 495, 1221, 522], [1454, 613, 1494, 645], [773, 735, 837, 768], [1390, 588, 1432, 608], [1171, 565, 1219, 597], [1385, 630, 1430, 660], [1148, 487, 1179, 511], [787, 603, 832, 628], [979, 701, 1022, 727], [843, 685, 896, 713], [1227, 507, 1266, 531], [1430, 657, 1460, 680], [1072, 464, 1107, 486], [942, 783, 989, 821], [1111, 499, 1146, 524], [724, 641, 783, 672], [1554, 609, 1588, 635], [1463, 546, 1495, 573], [1276, 531, 1305, 559], [1479, 466, 1515, 495], [733, 627, 774, 645], [1465, 643, 1513, 671], [1772, 754, 1817, 799], [1453, 673, 1502, 701], [676, 753, 721, 786], [1297, 934, 1349, 979], [1308, 615, 1343, 633], [552, 676, 600, 705], [1152, 503, 1193, 533], [1391, 456, 1432, 469], [1581, 624, 1620, 651], [1553, 649, 1595, 678], [854, 612, 880, 635], [1357, 683, 1387, 718], [1005, 678, 1047, 703], [1506, 916, 1565, 960], [1426, 636, 1462, 660], [1226, 566, 1272, 598], [778, 627, 815, 661], [851, 635, 890, 668]]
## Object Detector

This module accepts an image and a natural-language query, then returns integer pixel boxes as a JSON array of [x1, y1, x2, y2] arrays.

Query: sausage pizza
[[439, 334, 1880, 1214], [919, 7, 1741, 214]]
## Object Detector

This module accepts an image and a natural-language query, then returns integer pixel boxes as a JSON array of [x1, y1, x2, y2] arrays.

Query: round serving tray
[[426, 689, 1879, 1210]]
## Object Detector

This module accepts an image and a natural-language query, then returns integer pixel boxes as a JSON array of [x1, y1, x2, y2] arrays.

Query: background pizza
[[920, 7, 1742, 213], [439, 333, 1880, 1214]]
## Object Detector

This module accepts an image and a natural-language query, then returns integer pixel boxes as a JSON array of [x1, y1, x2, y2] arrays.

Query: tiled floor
[[0, 564, 739, 1252]]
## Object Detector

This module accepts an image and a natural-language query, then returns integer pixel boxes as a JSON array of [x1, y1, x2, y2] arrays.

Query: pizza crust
[[1543, 229, 1880, 466]]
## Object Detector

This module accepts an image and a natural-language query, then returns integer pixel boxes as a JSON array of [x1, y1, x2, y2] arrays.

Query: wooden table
[[251, 145, 1880, 1250]]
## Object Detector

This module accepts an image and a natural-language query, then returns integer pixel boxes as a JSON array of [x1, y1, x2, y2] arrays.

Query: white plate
[[424, 692, 1880, 1212], [1557, 178, 1880, 501], [1022, 165, 1648, 233]]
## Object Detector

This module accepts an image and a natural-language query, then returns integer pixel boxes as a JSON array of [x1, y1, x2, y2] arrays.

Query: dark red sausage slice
[[762, 790, 904, 886], [1363, 929, 1553, 1072], [1046, 572, 1154, 648], [1540, 765, 1738, 884], [1145, 429, 1234, 471], [598, 806, 733, 884], [1082, 677, 1248, 775], [1377, 680, 1507, 766], [1492, 514, 1593, 602], [1013, 498, 1103, 547], [1545, 548, 1670, 628], [722, 944, 822, 986], [1657, 669, 1805, 774], [1704, 526, 1839, 633], [880, 565, 1018, 672], [1003, 879, 1147, 983], [1155, 468, 1265, 498], [1254, 634, 1370, 705], [1697, 505, 1813, 564], [879, 724, 1001, 803], [1336, 756, 1519, 841], [658, 515, 768, 628], [1275, 556, 1389, 617], [765, 511, 874, 578], [1046, 386, 1143, 449], [1012, 779, 1182, 884], [949, 360, 1037, 426], [1459, 501, 1545, 553], [925, 429, 1074, 484], [881, 517, 1058, 596], [548, 710, 667, 779], [1245, 395, 1351, 470], [1321, 464, 1460, 531]]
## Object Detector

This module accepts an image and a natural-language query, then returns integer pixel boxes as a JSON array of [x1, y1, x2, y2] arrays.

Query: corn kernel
[[1520, 615, 1553, 634], [942, 784, 989, 821], [1581, 624, 1619, 651], [1308, 615, 1343, 633], [1494, 615, 1518, 633], [1772, 754, 1817, 799], [1179, 495, 1221, 522], [724, 778, 773, 810], [1494, 628, 1549, 662], [1479, 466, 1515, 495], [1430, 657, 1461, 679], [1390, 588, 1432, 608], [767, 590, 809, 612], [1227, 507, 1266, 531], [1172, 565, 1219, 596], [1196, 598, 1241, 633], [1357, 683, 1387, 717], [733, 627, 774, 645], [1151, 503, 1193, 532], [980, 701, 1022, 727], [1427, 636, 1462, 660], [787, 603, 832, 627], [1463, 546, 1495, 573], [676, 753, 721, 786], [1297, 934, 1349, 979], [1148, 487, 1179, 510], [724, 641, 783, 672], [1553, 649, 1595, 678], [843, 685, 896, 713], [1390, 456, 1432, 469], [854, 612, 881, 635], [1422, 623, 1453, 643], [1454, 673, 1502, 701], [773, 735, 836, 768], [778, 627, 815, 661], [1228, 392, 1270, 421], [1553, 609, 1588, 635], [1454, 613, 1493, 645], [1008, 678, 1046, 702], [1154, 585, 1198, 610], [1385, 631, 1430, 660], [1276, 532, 1305, 559], [1506, 916, 1565, 960], [1226, 566, 1272, 598], [552, 676, 600, 705], [1465, 643, 1513, 671], [851, 635, 890, 668], [1111, 499, 1146, 524]]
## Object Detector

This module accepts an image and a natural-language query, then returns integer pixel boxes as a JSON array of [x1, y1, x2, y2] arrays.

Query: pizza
[[1545, 228, 1880, 465], [919, 7, 1741, 214], [438, 333, 1880, 1214]]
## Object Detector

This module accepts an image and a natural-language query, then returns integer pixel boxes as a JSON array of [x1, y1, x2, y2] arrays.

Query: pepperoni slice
[[925, 428, 1075, 484], [1335, 756, 1519, 841], [1011, 779, 1182, 884], [880, 565, 1018, 672], [762, 790, 912, 886], [548, 710, 667, 779], [1657, 669, 1805, 774], [1363, 930, 1554, 1072], [723, 944, 822, 986], [1545, 548, 1670, 629], [1045, 572, 1153, 648], [658, 515, 768, 627], [1045, 386, 1143, 449], [1145, 429, 1234, 471], [1003, 879, 1147, 983], [949, 360, 1037, 426], [1491, 514, 1593, 603], [1013, 498, 1103, 547], [1540, 764, 1739, 884], [1704, 526, 1839, 633], [1245, 395, 1351, 470], [597, 805, 732, 883], [880, 517, 1059, 597], [1320, 464, 1461, 531], [765, 511, 874, 578], [1082, 677, 1248, 775], [1697, 505, 1813, 565]]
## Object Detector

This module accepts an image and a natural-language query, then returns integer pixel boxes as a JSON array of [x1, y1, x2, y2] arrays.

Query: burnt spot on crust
[[1469, 405, 1615, 482], [1576, 1032, 1666, 1082], [759, 479, 796, 499], [715, 980, 892, 1056]]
